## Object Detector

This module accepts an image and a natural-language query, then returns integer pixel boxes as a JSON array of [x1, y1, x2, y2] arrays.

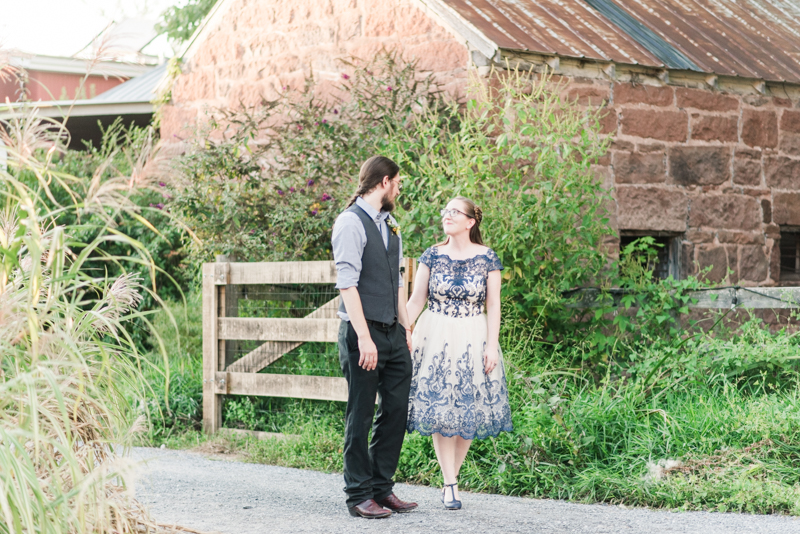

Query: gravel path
[[131, 447, 799, 534]]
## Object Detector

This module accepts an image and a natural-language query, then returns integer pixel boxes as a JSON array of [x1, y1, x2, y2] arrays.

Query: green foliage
[[388, 68, 612, 326], [12, 119, 191, 349], [156, 0, 217, 42], [137, 292, 203, 444], [171, 53, 441, 265], [578, 237, 709, 367]]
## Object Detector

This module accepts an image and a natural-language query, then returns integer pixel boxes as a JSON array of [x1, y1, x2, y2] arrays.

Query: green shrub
[[170, 52, 443, 265], [386, 68, 612, 329]]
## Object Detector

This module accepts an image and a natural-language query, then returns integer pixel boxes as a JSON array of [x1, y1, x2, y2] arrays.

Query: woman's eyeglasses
[[440, 208, 472, 219]]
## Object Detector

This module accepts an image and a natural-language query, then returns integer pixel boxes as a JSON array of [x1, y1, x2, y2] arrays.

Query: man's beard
[[381, 193, 395, 212]]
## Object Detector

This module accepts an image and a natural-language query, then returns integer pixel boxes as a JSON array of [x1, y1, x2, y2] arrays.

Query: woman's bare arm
[[484, 270, 502, 373], [405, 264, 430, 326]]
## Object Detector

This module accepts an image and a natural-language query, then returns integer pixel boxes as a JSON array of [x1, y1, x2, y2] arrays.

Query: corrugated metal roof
[[440, 0, 800, 82], [91, 63, 166, 103], [611, 0, 800, 82]]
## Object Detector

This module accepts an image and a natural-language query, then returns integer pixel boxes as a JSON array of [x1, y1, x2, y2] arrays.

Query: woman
[[405, 196, 512, 510]]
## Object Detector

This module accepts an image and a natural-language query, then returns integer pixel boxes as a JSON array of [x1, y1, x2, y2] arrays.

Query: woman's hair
[[346, 156, 400, 207], [436, 196, 484, 246]]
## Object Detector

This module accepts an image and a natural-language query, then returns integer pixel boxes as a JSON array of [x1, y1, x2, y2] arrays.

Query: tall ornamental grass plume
[[0, 97, 168, 531]]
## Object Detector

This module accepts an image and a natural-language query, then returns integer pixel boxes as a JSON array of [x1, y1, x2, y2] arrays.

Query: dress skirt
[[406, 309, 513, 440]]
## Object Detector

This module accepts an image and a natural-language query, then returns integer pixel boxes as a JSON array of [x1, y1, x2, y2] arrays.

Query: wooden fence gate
[[202, 257, 415, 434]]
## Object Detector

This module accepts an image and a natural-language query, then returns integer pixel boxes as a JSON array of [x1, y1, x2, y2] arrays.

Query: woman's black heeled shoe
[[441, 483, 462, 510]]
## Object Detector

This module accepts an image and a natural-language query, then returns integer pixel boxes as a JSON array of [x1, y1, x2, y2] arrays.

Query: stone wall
[[565, 78, 800, 285], [161, 0, 470, 141]]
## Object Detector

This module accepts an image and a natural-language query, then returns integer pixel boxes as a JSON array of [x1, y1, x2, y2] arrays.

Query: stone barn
[[161, 0, 800, 286]]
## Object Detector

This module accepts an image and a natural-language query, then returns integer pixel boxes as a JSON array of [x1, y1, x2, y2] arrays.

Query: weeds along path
[[132, 448, 799, 534]]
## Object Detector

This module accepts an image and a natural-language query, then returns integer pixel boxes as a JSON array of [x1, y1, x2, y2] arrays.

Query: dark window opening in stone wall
[[779, 228, 800, 282], [619, 232, 681, 281]]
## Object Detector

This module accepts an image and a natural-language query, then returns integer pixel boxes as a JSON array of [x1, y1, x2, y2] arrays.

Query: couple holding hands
[[332, 155, 513, 518]]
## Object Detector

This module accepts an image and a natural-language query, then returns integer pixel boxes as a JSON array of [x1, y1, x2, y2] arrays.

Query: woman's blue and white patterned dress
[[406, 246, 513, 440]]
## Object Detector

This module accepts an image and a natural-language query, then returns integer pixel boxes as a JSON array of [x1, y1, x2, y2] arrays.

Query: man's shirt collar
[[356, 196, 390, 223]]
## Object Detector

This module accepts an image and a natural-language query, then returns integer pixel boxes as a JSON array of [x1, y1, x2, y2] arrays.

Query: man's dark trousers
[[339, 319, 412, 509]]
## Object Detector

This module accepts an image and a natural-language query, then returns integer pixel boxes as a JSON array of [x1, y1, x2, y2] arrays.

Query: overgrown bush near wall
[[0, 109, 162, 531], [385, 67, 613, 329], [170, 53, 445, 266]]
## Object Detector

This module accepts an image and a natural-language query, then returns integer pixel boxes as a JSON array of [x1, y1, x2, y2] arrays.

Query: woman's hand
[[405, 326, 413, 352], [483, 346, 499, 374]]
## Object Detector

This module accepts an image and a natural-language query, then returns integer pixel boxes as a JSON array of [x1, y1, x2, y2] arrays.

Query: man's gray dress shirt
[[332, 196, 403, 321]]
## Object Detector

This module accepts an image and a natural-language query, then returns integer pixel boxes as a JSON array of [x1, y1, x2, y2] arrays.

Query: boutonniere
[[386, 218, 401, 236]]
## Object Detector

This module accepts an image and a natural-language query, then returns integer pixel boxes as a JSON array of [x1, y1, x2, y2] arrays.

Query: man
[[332, 155, 418, 518]]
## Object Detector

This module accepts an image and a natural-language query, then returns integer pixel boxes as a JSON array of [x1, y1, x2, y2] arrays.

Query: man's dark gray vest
[[338, 204, 399, 325]]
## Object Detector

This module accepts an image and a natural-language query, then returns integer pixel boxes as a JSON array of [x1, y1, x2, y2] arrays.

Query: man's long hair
[[347, 156, 400, 207]]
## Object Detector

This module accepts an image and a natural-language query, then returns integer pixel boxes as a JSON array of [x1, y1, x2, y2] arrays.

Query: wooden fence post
[[202, 257, 228, 434]]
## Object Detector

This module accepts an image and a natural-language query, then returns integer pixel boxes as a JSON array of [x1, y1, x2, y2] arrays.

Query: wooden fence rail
[[202, 258, 415, 434]]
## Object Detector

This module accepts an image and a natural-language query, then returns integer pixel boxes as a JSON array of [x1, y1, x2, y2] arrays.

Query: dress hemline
[[406, 423, 514, 441]]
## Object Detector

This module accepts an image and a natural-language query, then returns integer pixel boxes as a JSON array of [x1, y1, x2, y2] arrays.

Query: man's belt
[[365, 318, 397, 330]]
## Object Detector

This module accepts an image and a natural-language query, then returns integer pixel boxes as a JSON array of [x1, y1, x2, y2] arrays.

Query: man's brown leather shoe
[[348, 499, 392, 518], [376, 493, 418, 513]]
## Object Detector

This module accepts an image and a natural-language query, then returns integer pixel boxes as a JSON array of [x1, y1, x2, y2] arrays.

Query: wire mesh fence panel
[[220, 283, 339, 372]]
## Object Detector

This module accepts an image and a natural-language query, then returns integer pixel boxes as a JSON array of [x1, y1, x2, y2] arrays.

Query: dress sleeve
[[418, 247, 434, 268], [486, 249, 504, 272]]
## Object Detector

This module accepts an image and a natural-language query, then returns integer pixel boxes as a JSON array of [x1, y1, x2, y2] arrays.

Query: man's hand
[[358, 334, 379, 371], [405, 327, 413, 352]]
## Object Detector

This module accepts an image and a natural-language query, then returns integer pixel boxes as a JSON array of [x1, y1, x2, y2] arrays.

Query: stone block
[[736, 147, 762, 160], [762, 199, 772, 224], [686, 229, 715, 243], [741, 109, 778, 148], [774, 97, 793, 108], [676, 88, 739, 112], [616, 186, 687, 232], [598, 107, 617, 134], [611, 140, 635, 151], [739, 245, 769, 282], [681, 242, 696, 277], [689, 195, 762, 231], [718, 231, 765, 245], [765, 223, 781, 238], [638, 143, 666, 153], [614, 83, 673, 106], [690, 114, 738, 142], [733, 157, 762, 186], [743, 95, 771, 107], [780, 134, 800, 156], [771, 243, 781, 283], [725, 245, 740, 283], [565, 84, 610, 106], [669, 146, 731, 186], [612, 152, 665, 184], [780, 110, 800, 134], [697, 245, 728, 283], [773, 192, 800, 225], [764, 156, 800, 189], [620, 109, 687, 142]]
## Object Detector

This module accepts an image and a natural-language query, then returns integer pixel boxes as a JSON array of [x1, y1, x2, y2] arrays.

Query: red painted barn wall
[[0, 71, 126, 102]]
